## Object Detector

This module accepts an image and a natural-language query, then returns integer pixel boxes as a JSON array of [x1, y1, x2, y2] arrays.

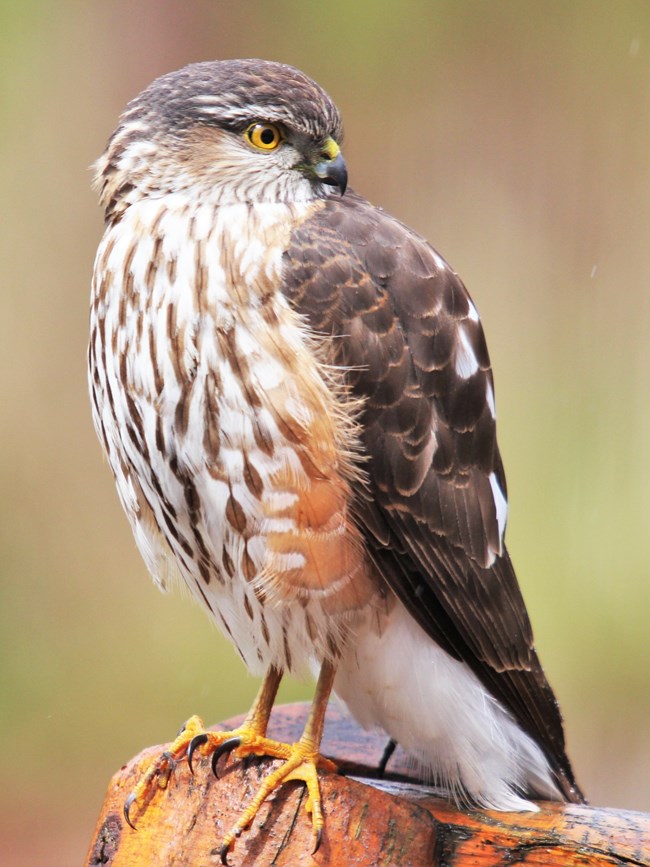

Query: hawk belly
[[89, 196, 378, 676]]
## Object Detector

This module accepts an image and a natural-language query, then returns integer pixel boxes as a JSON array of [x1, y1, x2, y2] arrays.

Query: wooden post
[[86, 703, 650, 866]]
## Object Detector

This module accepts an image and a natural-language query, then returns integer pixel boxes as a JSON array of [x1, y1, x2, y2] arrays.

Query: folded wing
[[282, 191, 582, 801]]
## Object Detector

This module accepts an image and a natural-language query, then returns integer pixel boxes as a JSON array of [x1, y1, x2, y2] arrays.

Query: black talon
[[123, 793, 138, 830], [219, 843, 230, 865], [313, 827, 323, 854], [211, 736, 241, 778], [243, 752, 263, 772], [187, 733, 209, 774]]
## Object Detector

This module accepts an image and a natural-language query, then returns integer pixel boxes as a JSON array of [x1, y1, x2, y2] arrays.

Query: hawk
[[89, 59, 583, 860]]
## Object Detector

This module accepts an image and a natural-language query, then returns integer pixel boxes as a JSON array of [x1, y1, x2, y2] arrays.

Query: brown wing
[[282, 191, 582, 801]]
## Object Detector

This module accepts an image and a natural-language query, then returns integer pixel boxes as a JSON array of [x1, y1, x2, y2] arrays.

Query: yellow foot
[[122, 663, 336, 862], [124, 714, 206, 829], [186, 725, 336, 778], [215, 737, 335, 865]]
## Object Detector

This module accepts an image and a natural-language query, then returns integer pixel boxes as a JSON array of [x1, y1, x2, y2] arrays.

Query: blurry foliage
[[1, 1, 649, 863]]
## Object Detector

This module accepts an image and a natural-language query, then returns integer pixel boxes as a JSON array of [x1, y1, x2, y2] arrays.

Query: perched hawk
[[89, 59, 583, 859]]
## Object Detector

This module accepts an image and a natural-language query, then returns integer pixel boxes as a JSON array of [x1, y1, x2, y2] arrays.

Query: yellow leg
[[186, 664, 284, 776], [218, 659, 337, 865], [124, 665, 283, 829]]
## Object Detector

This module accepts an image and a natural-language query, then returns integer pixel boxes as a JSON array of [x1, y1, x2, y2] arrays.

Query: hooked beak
[[312, 137, 348, 195]]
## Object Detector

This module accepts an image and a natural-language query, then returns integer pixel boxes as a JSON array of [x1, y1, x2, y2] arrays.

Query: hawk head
[[95, 59, 348, 220]]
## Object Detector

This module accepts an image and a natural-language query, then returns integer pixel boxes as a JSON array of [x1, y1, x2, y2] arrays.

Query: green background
[[1, 2, 649, 863]]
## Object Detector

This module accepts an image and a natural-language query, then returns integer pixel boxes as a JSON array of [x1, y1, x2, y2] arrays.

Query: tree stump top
[[86, 702, 650, 866]]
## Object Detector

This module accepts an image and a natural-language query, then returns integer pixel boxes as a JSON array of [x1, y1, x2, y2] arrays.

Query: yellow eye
[[245, 123, 283, 151]]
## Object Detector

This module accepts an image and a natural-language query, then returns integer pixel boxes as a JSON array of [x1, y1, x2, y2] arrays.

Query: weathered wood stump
[[86, 703, 650, 866]]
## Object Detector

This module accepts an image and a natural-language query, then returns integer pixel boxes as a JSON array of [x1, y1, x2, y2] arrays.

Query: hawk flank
[[89, 59, 583, 858]]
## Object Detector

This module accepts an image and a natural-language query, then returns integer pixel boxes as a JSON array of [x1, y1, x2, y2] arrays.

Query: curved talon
[[313, 826, 323, 854], [187, 732, 209, 774], [123, 793, 138, 831], [219, 843, 231, 866], [211, 736, 241, 778]]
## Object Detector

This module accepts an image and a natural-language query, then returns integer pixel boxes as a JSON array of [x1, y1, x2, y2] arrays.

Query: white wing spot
[[432, 250, 447, 271], [467, 300, 480, 322], [455, 328, 480, 379], [486, 381, 496, 419], [489, 472, 508, 545]]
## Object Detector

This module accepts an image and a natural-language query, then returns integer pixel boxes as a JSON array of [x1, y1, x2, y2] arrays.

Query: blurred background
[[1, 1, 649, 863]]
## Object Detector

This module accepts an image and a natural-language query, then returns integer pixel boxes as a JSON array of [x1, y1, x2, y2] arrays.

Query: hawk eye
[[246, 123, 283, 151]]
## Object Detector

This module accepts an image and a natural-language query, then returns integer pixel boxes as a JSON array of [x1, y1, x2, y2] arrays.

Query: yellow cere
[[321, 137, 340, 160]]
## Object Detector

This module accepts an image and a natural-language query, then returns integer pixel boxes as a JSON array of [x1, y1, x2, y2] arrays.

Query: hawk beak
[[312, 138, 348, 195]]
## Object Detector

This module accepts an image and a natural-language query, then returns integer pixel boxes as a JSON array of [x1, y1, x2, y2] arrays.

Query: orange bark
[[86, 703, 650, 867]]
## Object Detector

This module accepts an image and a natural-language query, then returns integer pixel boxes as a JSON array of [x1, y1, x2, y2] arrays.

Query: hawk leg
[[377, 738, 397, 777], [215, 659, 337, 864], [123, 665, 283, 829]]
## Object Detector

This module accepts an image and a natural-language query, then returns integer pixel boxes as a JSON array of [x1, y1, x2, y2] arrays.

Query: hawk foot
[[217, 737, 335, 865], [187, 726, 336, 778], [124, 714, 206, 829]]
